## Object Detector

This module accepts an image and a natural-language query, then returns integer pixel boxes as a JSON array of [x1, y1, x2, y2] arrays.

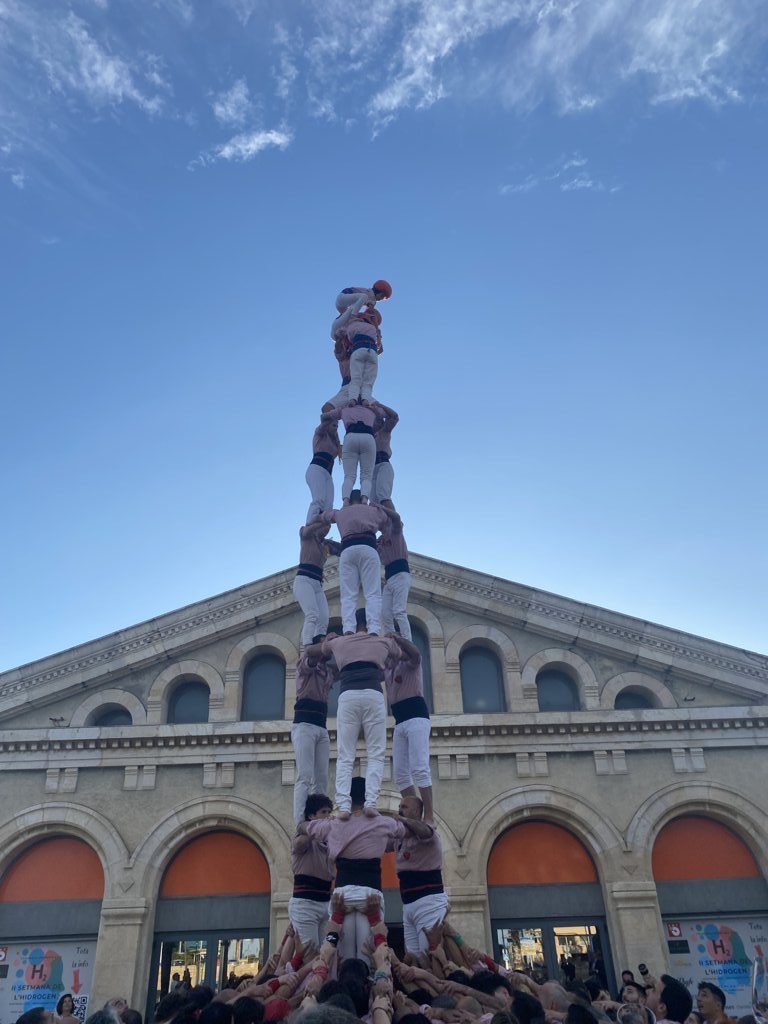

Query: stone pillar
[[91, 898, 154, 1011], [442, 887, 491, 950], [604, 880, 668, 985], [271, 891, 291, 952]]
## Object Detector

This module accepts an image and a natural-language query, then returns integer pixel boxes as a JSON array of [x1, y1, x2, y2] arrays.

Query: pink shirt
[[396, 823, 442, 872], [323, 633, 400, 671], [307, 813, 405, 861], [374, 408, 398, 455], [291, 832, 334, 881], [313, 423, 339, 457], [322, 504, 388, 539], [295, 654, 335, 703], [334, 404, 376, 431], [299, 523, 329, 565], [378, 515, 408, 565], [385, 653, 423, 705]]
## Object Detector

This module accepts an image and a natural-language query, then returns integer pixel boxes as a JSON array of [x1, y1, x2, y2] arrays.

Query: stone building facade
[[1, 554, 767, 1020]]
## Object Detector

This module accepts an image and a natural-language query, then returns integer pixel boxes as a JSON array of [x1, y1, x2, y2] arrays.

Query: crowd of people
[[13, 922, 751, 1024], [11, 283, 754, 1024]]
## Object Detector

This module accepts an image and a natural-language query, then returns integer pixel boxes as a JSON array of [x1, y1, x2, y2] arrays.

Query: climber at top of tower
[[334, 280, 392, 315]]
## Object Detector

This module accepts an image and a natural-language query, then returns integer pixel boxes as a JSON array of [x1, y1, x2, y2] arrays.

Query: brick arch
[[225, 632, 299, 720], [445, 625, 523, 712], [129, 795, 295, 899], [70, 688, 147, 727], [0, 802, 129, 899], [625, 781, 768, 878], [600, 671, 677, 709], [521, 648, 600, 710], [460, 783, 626, 885], [147, 660, 225, 725]]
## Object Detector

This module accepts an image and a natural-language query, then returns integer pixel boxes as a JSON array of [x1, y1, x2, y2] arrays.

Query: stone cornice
[[1, 707, 766, 768], [1, 554, 766, 717]]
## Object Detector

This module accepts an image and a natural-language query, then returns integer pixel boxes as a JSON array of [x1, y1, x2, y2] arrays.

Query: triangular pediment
[[1, 553, 766, 726]]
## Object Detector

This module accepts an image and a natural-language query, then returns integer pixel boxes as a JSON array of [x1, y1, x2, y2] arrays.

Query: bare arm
[[391, 634, 420, 665], [331, 294, 370, 339], [397, 814, 434, 840]]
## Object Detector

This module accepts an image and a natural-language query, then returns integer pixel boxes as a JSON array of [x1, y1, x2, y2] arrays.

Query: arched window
[[92, 705, 133, 727], [614, 688, 654, 710], [410, 621, 433, 712], [460, 645, 506, 713], [168, 680, 210, 724], [536, 669, 579, 712], [243, 654, 286, 720]]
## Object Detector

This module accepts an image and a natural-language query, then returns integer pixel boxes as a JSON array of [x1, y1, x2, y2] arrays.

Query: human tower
[[286, 281, 446, 962]]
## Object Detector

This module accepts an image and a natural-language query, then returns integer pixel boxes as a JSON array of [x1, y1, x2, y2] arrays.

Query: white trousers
[[305, 463, 334, 523], [333, 886, 384, 965], [382, 571, 412, 639], [403, 892, 449, 954], [349, 348, 378, 402], [371, 460, 394, 504], [335, 689, 386, 811], [339, 545, 382, 634], [342, 433, 375, 500], [324, 382, 349, 410], [288, 897, 330, 948], [292, 575, 330, 645], [392, 716, 432, 790], [291, 722, 330, 824]]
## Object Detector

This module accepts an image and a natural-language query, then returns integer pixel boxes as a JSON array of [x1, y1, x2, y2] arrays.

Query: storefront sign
[[0, 942, 95, 1024], [665, 917, 768, 1017]]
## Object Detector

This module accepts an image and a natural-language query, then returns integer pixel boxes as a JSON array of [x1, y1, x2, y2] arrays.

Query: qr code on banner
[[73, 997, 89, 1023]]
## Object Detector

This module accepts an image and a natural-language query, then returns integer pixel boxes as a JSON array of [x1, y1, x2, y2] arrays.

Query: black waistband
[[341, 531, 377, 551], [297, 562, 323, 582], [384, 558, 410, 580], [293, 874, 333, 902], [310, 451, 334, 472], [341, 374, 351, 385], [397, 868, 444, 904], [293, 697, 328, 728], [391, 695, 430, 724], [352, 336, 377, 351], [336, 857, 381, 890], [345, 422, 375, 435], [339, 662, 384, 693], [375, 451, 390, 464]]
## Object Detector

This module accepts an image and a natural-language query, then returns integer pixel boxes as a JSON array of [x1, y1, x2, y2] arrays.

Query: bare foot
[[364, 805, 379, 817], [337, 809, 351, 821]]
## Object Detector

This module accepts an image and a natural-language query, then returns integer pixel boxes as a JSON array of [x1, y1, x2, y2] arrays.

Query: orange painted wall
[[160, 831, 271, 897], [487, 821, 598, 885], [382, 851, 398, 889], [0, 837, 104, 902], [652, 816, 759, 881]]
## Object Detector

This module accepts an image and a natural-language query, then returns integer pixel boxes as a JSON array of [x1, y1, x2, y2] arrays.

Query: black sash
[[341, 531, 377, 551], [346, 422, 375, 435], [351, 336, 377, 351], [336, 857, 381, 890], [293, 874, 332, 902], [296, 562, 323, 582], [375, 451, 390, 464], [391, 695, 429, 724], [292, 698, 328, 728], [339, 662, 384, 693], [398, 868, 444, 905], [310, 452, 334, 472], [384, 558, 410, 580]]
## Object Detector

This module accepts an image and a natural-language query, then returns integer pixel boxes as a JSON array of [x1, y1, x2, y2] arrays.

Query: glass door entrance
[[149, 933, 268, 1016], [493, 919, 612, 988]]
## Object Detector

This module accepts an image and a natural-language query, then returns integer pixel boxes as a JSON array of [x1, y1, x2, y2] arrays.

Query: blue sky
[[2, 0, 767, 670]]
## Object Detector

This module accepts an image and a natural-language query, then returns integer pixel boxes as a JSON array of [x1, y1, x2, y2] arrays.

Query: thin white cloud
[[11, 170, 25, 188], [212, 78, 252, 125], [192, 127, 293, 167], [296, 0, 765, 128], [28, 11, 166, 113], [500, 152, 619, 195]]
